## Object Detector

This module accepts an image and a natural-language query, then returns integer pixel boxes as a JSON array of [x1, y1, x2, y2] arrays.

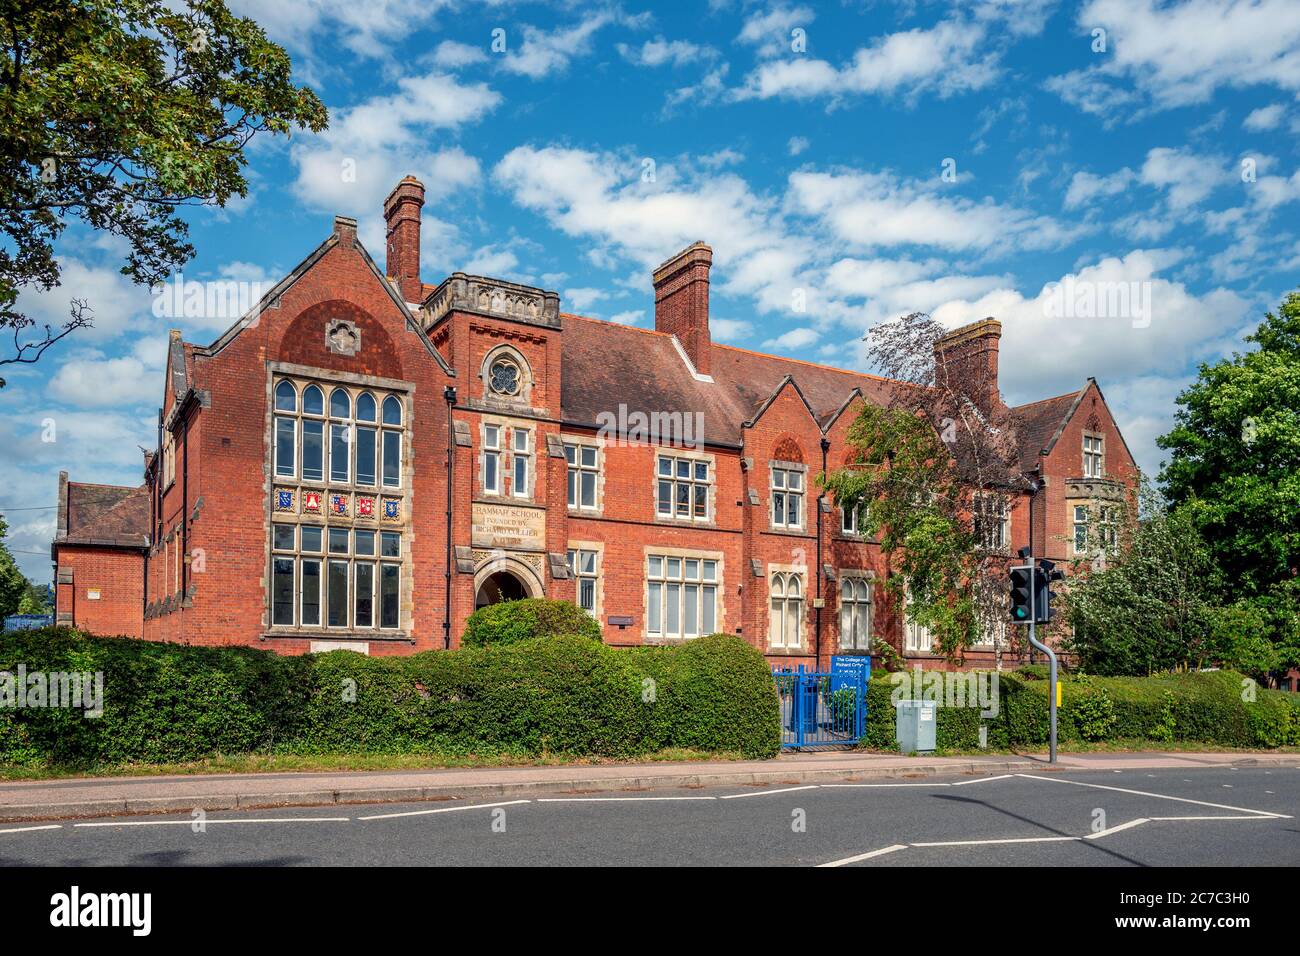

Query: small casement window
[[839, 577, 872, 651], [772, 467, 803, 529], [657, 455, 710, 520], [303, 384, 324, 416], [567, 548, 599, 617], [489, 359, 521, 397], [1073, 504, 1089, 554], [974, 493, 1010, 551], [841, 501, 865, 535], [646, 554, 718, 639], [483, 425, 501, 494], [769, 572, 803, 648], [512, 428, 531, 499], [1083, 434, 1104, 478], [1099, 504, 1119, 552], [565, 442, 599, 510]]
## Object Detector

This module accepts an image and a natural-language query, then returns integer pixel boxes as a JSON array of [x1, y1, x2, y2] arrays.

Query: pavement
[[1, 766, 1295, 867], [1, 749, 1297, 823]]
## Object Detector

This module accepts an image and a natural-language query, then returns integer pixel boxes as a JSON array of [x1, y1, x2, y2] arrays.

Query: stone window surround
[[766, 561, 807, 653], [640, 544, 726, 643], [561, 433, 605, 515], [836, 569, 874, 653], [263, 362, 415, 641], [566, 538, 605, 621], [768, 459, 807, 533], [1082, 430, 1105, 478], [479, 342, 535, 407], [653, 447, 718, 527], [479, 414, 536, 502]]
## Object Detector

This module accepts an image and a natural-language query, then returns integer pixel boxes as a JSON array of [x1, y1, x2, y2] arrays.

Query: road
[[0, 767, 1295, 867]]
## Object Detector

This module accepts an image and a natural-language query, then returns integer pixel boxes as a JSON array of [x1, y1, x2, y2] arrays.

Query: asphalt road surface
[[1, 767, 1295, 867]]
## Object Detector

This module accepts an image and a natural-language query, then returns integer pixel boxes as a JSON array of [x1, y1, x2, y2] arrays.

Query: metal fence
[[772, 663, 867, 749], [2, 614, 53, 632]]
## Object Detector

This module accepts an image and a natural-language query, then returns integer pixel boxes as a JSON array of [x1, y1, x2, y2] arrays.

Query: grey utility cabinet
[[895, 699, 937, 753]]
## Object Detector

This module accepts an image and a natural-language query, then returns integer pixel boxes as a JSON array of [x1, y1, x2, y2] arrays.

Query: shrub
[[0, 626, 781, 768], [461, 598, 602, 647]]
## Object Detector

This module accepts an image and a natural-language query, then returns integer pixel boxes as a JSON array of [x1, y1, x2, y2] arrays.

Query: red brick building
[[52, 176, 1139, 667]]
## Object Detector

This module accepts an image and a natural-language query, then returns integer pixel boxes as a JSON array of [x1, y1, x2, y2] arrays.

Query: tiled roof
[[559, 314, 905, 447], [1008, 387, 1087, 472], [62, 482, 149, 548]]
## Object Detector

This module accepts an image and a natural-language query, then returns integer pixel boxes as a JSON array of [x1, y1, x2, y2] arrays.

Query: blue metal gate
[[772, 661, 868, 749]]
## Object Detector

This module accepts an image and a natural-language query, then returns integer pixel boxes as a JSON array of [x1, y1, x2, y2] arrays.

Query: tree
[[0, 514, 27, 617], [1063, 483, 1223, 675], [1159, 291, 1300, 597], [0, 0, 327, 385], [17, 578, 51, 614], [822, 312, 1024, 664]]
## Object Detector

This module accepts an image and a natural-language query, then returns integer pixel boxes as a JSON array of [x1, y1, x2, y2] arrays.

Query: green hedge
[[461, 598, 602, 647], [866, 667, 1300, 751], [0, 628, 780, 769]]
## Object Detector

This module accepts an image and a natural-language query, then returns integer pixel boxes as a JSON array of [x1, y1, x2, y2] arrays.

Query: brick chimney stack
[[383, 176, 425, 303], [933, 318, 1003, 416], [653, 241, 713, 376]]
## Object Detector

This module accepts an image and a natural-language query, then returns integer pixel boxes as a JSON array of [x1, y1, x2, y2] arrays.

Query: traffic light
[[1033, 559, 1066, 625], [1009, 566, 1033, 623]]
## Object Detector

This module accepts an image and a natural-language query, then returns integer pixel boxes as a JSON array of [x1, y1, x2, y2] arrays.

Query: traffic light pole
[[1025, 480, 1057, 763]]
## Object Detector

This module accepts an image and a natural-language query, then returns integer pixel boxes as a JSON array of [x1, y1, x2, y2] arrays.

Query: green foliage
[[1064, 487, 1224, 675], [0, 627, 780, 769], [0, 516, 29, 618], [0, 0, 327, 383], [863, 667, 1293, 751], [461, 598, 602, 647], [16, 581, 52, 615]]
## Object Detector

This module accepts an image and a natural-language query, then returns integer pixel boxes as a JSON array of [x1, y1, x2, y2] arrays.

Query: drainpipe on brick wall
[[816, 436, 830, 666], [443, 385, 457, 649], [181, 412, 189, 601]]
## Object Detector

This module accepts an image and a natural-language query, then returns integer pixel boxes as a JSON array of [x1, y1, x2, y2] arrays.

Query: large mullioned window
[[271, 523, 401, 631], [273, 379, 403, 489], [646, 554, 718, 639]]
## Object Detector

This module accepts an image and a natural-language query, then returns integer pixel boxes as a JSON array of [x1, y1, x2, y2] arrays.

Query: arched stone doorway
[[472, 555, 545, 610], [475, 570, 528, 609]]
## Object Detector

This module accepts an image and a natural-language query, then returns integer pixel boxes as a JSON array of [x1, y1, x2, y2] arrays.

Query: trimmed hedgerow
[[863, 666, 1300, 751], [460, 598, 602, 648], [0, 627, 780, 769]]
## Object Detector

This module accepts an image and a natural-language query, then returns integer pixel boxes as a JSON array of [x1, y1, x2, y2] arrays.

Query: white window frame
[[1083, 434, 1104, 478], [565, 441, 600, 511], [838, 575, 872, 651], [771, 465, 804, 530], [512, 427, 531, 499], [904, 588, 934, 653], [841, 501, 866, 535], [769, 571, 804, 649], [656, 454, 711, 522], [482, 424, 501, 495], [974, 492, 1010, 552], [566, 547, 600, 617], [646, 553, 719, 639], [1072, 504, 1089, 555], [270, 522, 402, 633]]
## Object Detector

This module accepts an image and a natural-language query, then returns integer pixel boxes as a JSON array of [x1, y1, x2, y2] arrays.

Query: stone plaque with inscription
[[471, 502, 546, 551]]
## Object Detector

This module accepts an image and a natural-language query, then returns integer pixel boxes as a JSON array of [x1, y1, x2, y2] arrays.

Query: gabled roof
[[60, 481, 149, 549], [1008, 385, 1089, 471]]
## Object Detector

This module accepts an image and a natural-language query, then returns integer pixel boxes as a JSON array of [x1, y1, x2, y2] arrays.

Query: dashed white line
[[536, 795, 717, 802], [817, 844, 909, 867], [719, 785, 819, 800], [913, 834, 1081, 847], [820, 782, 951, 788], [357, 799, 530, 821]]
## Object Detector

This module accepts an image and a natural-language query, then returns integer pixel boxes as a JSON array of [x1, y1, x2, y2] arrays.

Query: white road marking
[[817, 844, 908, 867], [357, 799, 530, 821], [1084, 818, 1149, 839], [1147, 815, 1277, 822], [74, 817, 350, 827], [820, 782, 951, 788], [951, 774, 1016, 787], [536, 795, 717, 802], [719, 785, 819, 800], [1015, 774, 1290, 818], [0, 824, 62, 834], [913, 835, 1081, 847]]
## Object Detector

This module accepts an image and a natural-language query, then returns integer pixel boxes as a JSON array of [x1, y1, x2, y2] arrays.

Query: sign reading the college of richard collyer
[[471, 502, 546, 550]]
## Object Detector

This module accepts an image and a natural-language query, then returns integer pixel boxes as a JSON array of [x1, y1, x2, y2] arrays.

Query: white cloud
[[711, 317, 754, 342], [787, 169, 1076, 254], [563, 287, 609, 311], [787, 136, 810, 156], [763, 326, 820, 350], [1138, 147, 1229, 209], [607, 309, 646, 325], [736, 4, 816, 59], [502, 14, 618, 79], [462, 245, 520, 276], [47, 339, 164, 408], [1064, 168, 1137, 209], [618, 37, 716, 68], [1243, 103, 1287, 131], [432, 40, 488, 69], [1051, 0, 1300, 116]]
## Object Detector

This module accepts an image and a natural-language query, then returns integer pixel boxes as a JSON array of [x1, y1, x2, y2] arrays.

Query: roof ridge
[[711, 340, 902, 386], [1010, 388, 1084, 411], [68, 480, 142, 492]]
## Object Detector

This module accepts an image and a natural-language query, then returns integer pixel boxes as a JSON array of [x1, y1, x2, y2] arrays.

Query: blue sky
[[4, 0, 1300, 580]]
